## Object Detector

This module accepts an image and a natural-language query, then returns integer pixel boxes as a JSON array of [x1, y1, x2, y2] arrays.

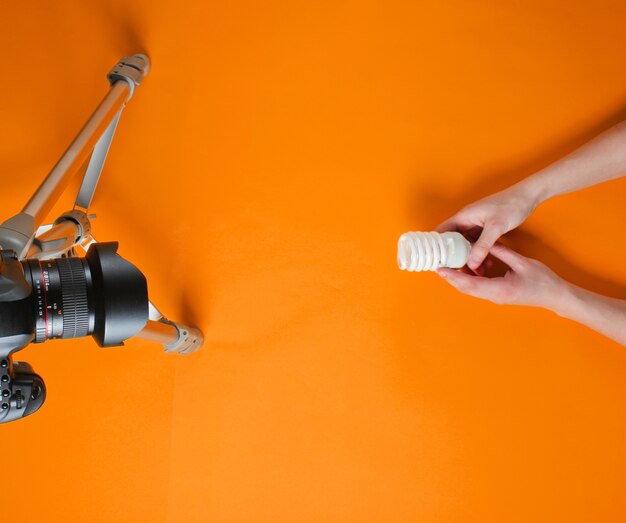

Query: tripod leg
[[75, 110, 122, 210], [25, 54, 150, 224], [138, 302, 202, 354], [22, 81, 129, 228], [0, 54, 149, 258], [137, 317, 203, 354]]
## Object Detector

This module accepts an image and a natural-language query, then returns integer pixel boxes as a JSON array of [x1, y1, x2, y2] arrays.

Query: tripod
[[0, 54, 202, 355]]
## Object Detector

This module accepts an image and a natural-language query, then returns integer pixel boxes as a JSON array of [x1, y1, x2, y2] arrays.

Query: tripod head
[[0, 242, 149, 423]]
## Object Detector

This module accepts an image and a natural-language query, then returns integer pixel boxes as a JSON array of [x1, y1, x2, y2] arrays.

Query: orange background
[[2, 1, 626, 522]]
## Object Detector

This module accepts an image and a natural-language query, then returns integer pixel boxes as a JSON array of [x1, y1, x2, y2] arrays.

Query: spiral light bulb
[[397, 231, 471, 272]]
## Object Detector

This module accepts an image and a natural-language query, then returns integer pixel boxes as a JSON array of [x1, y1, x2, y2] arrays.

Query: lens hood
[[85, 242, 149, 347]]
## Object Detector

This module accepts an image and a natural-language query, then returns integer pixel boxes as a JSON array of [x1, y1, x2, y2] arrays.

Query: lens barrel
[[22, 257, 93, 342], [20, 242, 148, 346]]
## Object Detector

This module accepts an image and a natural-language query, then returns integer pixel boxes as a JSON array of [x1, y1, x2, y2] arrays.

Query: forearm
[[516, 120, 626, 206], [548, 281, 626, 346]]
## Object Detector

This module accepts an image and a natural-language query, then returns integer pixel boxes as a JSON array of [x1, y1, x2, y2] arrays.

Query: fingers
[[434, 216, 459, 233], [467, 225, 503, 271], [437, 268, 505, 301], [435, 209, 481, 233], [468, 256, 493, 277], [488, 243, 528, 271]]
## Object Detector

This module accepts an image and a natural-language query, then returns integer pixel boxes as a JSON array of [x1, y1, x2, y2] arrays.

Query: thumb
[[467, 224, 502, 270]]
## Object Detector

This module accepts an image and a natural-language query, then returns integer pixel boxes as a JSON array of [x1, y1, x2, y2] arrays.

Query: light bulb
[[397, 231, 471, 272]]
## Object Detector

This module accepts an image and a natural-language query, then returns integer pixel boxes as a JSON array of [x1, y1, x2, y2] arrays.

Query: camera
[[0, 242, 148, 423]]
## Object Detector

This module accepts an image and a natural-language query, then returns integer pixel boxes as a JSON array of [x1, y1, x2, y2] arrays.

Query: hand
[[436, 184, 540, 270], [437, 244, 567, 309]]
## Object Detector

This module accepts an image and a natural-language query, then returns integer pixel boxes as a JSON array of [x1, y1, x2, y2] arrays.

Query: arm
[[524, 120, 626, 202], [438, 244, 626, 346], [552, 284, 626, 346], [438, 120, 626, 270]]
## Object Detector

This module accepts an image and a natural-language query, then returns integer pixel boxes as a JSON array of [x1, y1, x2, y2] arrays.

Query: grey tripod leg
[[136, 303, 203, 354], [0, 54, 149, 258], [75, 111, 121, 210]]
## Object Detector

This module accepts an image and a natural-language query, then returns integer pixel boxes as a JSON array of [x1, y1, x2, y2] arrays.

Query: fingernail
[[468, 257, 479, 267]]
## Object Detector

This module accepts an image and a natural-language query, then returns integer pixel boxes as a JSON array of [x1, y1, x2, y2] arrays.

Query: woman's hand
[[436, 184, 541, 271], [437, 244, 567, 309], [438, 243, 626, 346]]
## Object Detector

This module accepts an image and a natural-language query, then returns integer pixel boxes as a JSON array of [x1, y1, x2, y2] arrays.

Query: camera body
[[0, 243, 149, 423]]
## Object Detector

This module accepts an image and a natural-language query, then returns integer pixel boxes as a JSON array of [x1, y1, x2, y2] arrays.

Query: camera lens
[[19, 242, 148, 346], [21, 258, 94, 342]]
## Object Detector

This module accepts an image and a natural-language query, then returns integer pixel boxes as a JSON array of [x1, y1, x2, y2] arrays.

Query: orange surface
[[2, 1, 626, 522]]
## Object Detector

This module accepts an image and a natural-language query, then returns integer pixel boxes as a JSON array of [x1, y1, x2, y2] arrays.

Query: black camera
[[0, 242, 149, 423]]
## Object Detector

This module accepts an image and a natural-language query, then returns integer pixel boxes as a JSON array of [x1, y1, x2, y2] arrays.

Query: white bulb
[[397, 231, 471, 271]]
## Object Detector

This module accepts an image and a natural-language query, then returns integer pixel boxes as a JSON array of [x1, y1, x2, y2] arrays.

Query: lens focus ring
[[56, 258, 90, 338]]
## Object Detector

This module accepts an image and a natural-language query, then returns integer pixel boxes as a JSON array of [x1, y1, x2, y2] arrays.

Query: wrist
[[545, 279, 581, 319], [514, 174, 551, 210]]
